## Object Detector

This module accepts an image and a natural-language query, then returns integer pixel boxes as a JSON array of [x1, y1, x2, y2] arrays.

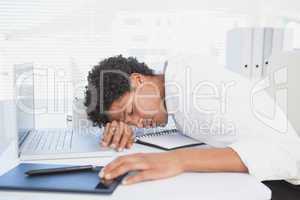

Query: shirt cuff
[[228, 139, 299, 182]]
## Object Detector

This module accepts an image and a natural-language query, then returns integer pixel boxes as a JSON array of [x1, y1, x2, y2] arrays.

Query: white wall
[[1, 0, 300, 128], [267, 51, 300, 135]]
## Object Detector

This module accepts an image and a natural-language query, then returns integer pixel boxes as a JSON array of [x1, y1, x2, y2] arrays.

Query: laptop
[[15, 64, 115, 160]]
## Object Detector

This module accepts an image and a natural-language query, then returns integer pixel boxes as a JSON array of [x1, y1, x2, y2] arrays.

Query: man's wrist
[[173, 149, 191, 172]]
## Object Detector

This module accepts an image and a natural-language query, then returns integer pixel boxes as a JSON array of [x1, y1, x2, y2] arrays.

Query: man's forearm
[[174, 148, 248, 173]]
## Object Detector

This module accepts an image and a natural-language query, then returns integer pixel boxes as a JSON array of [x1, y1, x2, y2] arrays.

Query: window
[[0, 1, 254, 122], [0, 37, 14, 100], [112, 11, 250, 68]]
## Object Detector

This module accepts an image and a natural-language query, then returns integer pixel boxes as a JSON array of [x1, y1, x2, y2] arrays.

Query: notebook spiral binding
[[135, 129, 178, 139]]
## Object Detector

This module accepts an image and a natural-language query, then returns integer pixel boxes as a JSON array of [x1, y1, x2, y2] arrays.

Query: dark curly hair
[[84, 55, 154, 127]]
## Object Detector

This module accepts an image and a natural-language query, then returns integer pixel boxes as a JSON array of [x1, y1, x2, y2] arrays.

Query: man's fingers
[[118, 122, 132, 151], [126, 131, 134, 149], [104, 162, 139, 180], [100, 154, 144, 178], [102, 121, 134, 150], [105, 120, 117, 148], [102, 155, 130, 176], [126, 125, 134, 149], [123, 171, 153, 185], [119, 134, 128, 151], [111, 121, 122, 149], [101, 123, 112, 147], [103, 159, 147, 180], [126, 137, 134, 149]]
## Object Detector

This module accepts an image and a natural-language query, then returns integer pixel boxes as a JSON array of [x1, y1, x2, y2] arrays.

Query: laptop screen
[[14, 63, 35, 146]]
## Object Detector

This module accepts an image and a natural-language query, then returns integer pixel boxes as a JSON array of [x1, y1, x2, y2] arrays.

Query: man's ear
[[130, 73, 144, 89]]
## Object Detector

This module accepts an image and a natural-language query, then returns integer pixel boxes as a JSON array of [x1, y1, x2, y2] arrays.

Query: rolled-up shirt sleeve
[[229, 127, 300, 183]]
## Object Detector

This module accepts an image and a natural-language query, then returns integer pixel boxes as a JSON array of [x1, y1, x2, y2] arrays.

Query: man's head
[[84, 55, 167, 128]]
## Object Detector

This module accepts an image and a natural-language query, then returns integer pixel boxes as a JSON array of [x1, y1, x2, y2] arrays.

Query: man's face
[[108, 74, 167, 128]]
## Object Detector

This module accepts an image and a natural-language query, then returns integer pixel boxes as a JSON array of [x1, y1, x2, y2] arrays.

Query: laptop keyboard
[[21, 129, 73, 153]]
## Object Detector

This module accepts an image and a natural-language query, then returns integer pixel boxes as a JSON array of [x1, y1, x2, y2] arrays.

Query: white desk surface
[[0, 143, 271, 200]]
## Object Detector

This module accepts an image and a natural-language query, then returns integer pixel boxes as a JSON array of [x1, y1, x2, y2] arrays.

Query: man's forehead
[[108, 92, 131, 120]]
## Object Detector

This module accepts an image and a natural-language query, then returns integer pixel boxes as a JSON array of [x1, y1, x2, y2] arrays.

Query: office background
[[0, 0, 300, 142]]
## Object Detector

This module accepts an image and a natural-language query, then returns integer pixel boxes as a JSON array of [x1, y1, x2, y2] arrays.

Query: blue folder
[[0, 163, 126, 194]]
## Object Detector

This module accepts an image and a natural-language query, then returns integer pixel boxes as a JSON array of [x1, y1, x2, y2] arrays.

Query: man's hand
[[98, 152, 184, 185], [98, 148, 248, 185], [101, 121, 134, 151]]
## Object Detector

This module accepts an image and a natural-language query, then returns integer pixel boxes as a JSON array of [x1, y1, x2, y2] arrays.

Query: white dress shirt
[[164, 54, 300, 184]]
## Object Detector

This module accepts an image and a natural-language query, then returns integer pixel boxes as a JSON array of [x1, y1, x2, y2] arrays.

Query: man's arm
[[99, 148, 248, 185], [176, 148, 248, 173]]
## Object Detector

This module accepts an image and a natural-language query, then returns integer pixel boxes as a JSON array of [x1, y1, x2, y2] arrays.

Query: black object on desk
[[0, 163, 126, 194], [25, 165, 95, 176], [263, 180, 300, 200]]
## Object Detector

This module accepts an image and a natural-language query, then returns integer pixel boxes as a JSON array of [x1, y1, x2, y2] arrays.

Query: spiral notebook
[[135, 129, 204, 151]]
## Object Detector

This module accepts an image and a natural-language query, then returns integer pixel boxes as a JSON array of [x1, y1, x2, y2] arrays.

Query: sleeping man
[[84, 55, 300, 185]]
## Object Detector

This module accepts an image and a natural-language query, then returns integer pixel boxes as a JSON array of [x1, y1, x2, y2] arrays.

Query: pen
[[25, 165, 97, 176]]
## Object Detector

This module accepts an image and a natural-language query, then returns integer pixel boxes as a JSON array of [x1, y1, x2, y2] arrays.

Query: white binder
[[226, 27, 286, 80], [262, 28, 274, 77], [251, 28, 264, 79], [272, 29, 284, 54], [226, 28, 252, 78]]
